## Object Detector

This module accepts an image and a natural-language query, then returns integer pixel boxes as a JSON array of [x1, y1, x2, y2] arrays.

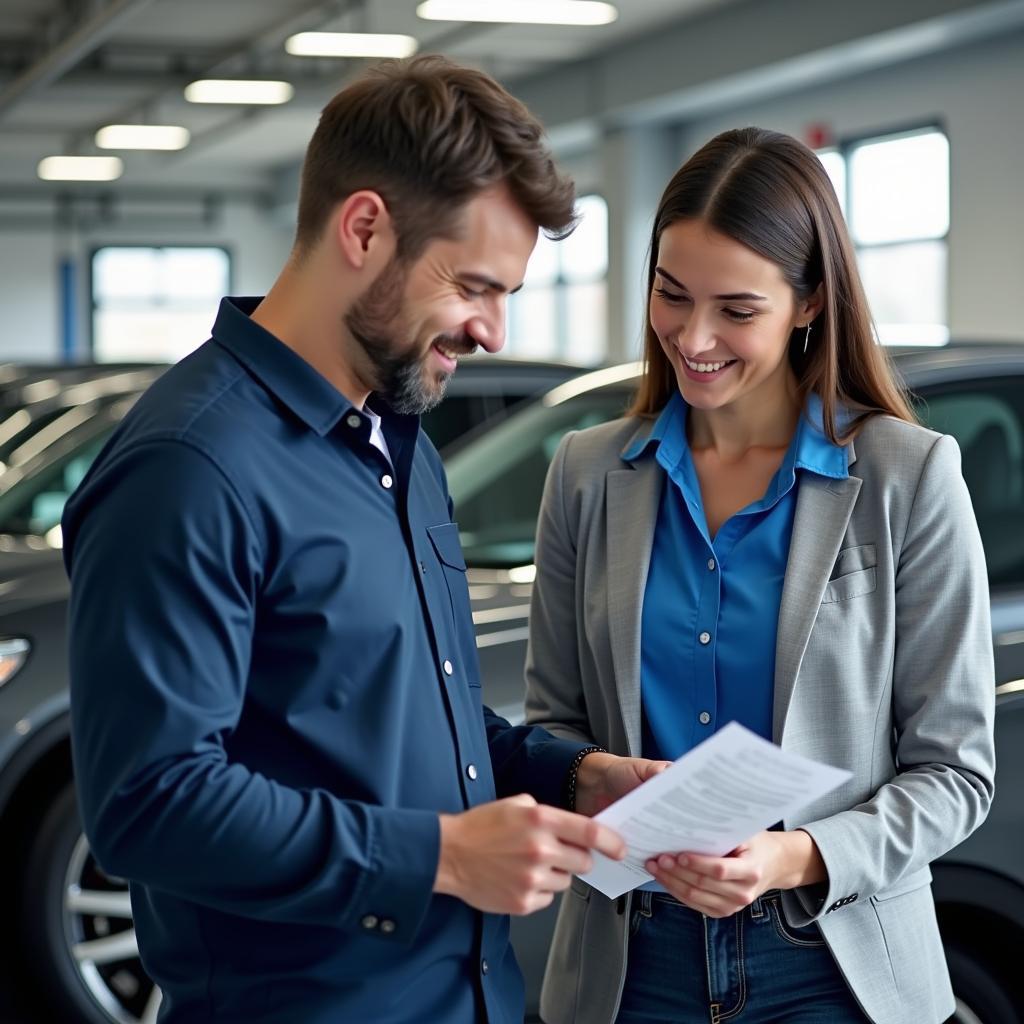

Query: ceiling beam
[[0, 0, 156, 121]]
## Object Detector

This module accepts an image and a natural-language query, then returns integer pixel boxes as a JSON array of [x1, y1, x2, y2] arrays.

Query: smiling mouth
[[683, 355, 737, 374]]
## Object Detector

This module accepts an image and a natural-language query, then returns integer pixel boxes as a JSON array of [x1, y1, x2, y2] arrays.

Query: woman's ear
[[799, 282, 826, 326], [332, 190, 396, 270]]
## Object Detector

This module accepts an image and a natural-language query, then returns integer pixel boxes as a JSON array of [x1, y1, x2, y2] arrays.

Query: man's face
[[345, 184, 538, 414]]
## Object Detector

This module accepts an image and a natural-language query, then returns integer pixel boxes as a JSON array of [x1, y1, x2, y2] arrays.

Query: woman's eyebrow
[[655, 266, 767, 302]]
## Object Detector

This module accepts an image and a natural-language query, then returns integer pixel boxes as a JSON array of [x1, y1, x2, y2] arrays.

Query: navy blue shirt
[[627, 392, 848, 762], [63, 297, 586, 1024]]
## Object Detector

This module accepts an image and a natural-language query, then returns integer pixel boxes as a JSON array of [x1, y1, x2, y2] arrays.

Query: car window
[[446, 389, 630, 567], [916, 378, 1024, 589], [0, 432, 112, 539]]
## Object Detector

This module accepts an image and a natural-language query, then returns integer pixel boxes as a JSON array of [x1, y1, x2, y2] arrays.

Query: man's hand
[[645, 828, 827, 918], [574, 752, 671, 817], [434, 794, 626, 915]]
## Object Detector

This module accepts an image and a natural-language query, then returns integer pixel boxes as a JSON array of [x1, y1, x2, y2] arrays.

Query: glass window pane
[[92, 247, 229, 362], [816, 149, 846, 218], [94, 310, 215, 363], [916, 379, 1024, 588], [522, 231, 559, 287], [94, 247, 160, 301], [158, 249, 229, 300], [850, 130, 949, 245], [564, 282, 607, 365], [507, 286, 558, 358], [561, 194, 608, 283], [857, 240, 947, 345]]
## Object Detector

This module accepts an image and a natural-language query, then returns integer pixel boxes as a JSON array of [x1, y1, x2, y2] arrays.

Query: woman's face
[[649, 218, 819, 415]]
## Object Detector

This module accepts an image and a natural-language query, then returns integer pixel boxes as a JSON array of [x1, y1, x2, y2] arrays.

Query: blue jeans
[[615, 890, 869, 1024]]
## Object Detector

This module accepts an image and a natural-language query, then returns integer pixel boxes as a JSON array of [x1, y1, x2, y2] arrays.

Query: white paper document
[[579, 722, 851, 899]]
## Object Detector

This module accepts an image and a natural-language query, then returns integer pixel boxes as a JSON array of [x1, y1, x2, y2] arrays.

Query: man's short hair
[[295, 54, 577, 260]]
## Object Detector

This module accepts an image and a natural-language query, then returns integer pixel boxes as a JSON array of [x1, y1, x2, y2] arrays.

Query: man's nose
[[467, 303, 506, 354]]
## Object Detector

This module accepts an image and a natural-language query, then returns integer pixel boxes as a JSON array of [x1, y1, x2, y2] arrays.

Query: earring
[[803, 323, 812, 355]]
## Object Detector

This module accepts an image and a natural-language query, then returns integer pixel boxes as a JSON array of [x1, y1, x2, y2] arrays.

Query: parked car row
[[1, 346, 1022, 1023]]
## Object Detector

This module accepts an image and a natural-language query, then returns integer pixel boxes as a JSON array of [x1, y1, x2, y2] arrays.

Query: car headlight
[[0, 638, 30, 689]]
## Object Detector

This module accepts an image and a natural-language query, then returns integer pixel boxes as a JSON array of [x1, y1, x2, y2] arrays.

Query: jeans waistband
[[640, 888, 783, 918]]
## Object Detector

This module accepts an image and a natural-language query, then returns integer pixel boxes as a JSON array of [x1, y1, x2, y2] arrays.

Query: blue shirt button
[[707, 558, 716, 571], [699, 631, 711, 645], [699, 711, 711, 725]]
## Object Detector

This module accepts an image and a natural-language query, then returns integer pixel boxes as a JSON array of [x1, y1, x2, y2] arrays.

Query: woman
[[524, 127, 995, 1024]]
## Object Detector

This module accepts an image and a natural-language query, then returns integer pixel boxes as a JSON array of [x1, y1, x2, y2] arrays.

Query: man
[[64, 56, 663, 1024]]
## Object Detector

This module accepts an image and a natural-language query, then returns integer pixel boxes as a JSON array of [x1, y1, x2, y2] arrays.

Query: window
[[817, 127, 949, 346], [916, 378, 1024, 589], [506, 194, 608, 365], [92, 246, 231, 363]]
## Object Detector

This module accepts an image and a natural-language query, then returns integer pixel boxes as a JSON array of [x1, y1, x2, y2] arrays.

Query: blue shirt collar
[[623, 391, 849, 486], [212, 296, 401, 438]]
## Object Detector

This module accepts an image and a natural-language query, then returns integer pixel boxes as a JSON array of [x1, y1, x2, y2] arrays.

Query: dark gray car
[[2, 348, 1022, 1023]]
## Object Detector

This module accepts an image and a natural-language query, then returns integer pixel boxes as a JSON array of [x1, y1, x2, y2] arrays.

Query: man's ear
[[333, 190, 395, 270]]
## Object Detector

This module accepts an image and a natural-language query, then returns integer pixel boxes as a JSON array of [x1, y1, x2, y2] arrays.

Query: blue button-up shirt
[[626, 392, 847, 763], [63, 297, 585, 1024]]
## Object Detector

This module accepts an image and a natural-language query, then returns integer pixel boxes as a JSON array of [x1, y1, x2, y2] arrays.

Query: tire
[[20, 782, 160, 1024], [945, 943, 1019, 1024]]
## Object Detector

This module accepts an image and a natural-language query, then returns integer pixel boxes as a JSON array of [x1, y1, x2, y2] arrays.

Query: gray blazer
[[524, 412, 995, 1024]]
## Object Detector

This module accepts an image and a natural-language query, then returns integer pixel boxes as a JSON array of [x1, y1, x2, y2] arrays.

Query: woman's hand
[[646, 829, 826, 918]]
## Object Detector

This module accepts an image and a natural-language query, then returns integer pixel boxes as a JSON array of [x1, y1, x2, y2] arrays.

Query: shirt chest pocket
[[821, 543, 877, 604], [426, 523, 477, 676]]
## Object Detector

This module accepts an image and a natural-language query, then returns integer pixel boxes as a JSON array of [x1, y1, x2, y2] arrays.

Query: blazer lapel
[[606, 456, 662, 756], [773, 447, 862, 743]]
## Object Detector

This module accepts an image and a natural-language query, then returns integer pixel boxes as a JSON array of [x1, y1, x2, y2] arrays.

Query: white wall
[[0, 230, 59, 361], [0, 199, 293, 361], [676, 30, 1024, 342]]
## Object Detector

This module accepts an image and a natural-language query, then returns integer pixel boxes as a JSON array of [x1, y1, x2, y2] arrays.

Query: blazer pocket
[[821, 543, 877, 604]]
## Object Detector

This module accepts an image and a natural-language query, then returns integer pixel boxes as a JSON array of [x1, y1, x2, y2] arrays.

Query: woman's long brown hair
[[629, 127, 915, 443]]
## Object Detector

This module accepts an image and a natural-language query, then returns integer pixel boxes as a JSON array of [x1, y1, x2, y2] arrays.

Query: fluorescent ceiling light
[[184, 79, 294, 105], [285, 31, 418, 58], [417, 0, 617, 25], [37, 156, 123, 181], [95, 124, 191, 150]]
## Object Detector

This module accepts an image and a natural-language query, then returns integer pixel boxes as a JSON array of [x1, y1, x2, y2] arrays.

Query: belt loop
[[750, 894, 766, 919], [639, 890, 653, 918]]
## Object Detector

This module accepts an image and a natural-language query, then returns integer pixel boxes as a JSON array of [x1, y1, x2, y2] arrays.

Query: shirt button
[[707, 558, 716, 571], [699, 711, 711, 725], [481, 958, 489, 975], [381, 474, 393, 489], [379, 919, 396, 934], [361, 914, 379, 930], [443, 659, 454, 675], [346, 414, 361, 429], [466, 763, 478, 780], [699, 631, 711, 645]]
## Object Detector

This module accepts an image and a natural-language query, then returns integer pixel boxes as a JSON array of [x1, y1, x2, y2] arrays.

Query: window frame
[[88, 243, 234, 361], [817, 121, 950, 346]]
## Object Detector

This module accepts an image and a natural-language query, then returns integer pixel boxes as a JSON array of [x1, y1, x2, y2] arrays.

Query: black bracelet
[[565, 745, 606, 811]]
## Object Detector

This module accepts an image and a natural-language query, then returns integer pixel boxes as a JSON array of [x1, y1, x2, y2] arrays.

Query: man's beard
[[345, 258, 476, 415]]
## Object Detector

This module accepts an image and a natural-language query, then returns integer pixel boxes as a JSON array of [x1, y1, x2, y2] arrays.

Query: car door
[[914, 374, 1024, 689], [914, 372, 1024, 895]]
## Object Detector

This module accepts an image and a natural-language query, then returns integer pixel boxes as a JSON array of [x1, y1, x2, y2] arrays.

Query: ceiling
[[0, 0, 737, 198]]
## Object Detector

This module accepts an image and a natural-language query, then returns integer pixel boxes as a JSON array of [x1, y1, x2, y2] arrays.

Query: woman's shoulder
[[560, 414, 649, 468], [851, 413, 948, 468]]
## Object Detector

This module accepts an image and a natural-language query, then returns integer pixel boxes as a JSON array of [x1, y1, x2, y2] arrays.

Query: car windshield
[[445, 387, 631, 567]]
